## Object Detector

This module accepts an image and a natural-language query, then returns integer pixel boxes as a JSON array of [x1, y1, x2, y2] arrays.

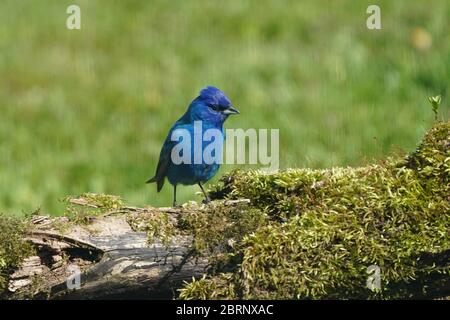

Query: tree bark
[[8, 208, 208, 300]]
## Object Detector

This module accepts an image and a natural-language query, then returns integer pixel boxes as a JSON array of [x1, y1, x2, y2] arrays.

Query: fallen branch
[[7, 203, 211, 299]]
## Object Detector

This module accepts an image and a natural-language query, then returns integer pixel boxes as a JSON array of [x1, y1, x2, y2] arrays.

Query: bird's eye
[[209, 105, 220, 111]]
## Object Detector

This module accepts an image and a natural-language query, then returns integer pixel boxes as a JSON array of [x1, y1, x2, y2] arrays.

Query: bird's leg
[[173, 184, 178, 207], [198, 183, 211, 204]]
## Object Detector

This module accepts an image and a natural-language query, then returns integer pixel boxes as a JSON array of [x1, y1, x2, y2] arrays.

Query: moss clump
[[62, 193, 123, 225], [405, 121, 450, 182], [127, 208, 179, 247], [0, 214, 35, 296], [128, 201, 268, 271], [178, 202, 268, 271], [180, 121, 450, 299]]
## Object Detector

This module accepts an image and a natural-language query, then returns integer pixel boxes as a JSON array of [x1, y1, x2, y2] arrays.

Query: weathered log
[[8, 207, 209, 300]]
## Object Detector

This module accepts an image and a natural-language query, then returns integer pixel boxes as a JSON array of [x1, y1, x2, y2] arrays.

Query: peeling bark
[[8, 209, 208, 300]]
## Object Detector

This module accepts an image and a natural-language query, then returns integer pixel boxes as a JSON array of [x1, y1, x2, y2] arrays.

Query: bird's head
[[186, 86, 239, 124]]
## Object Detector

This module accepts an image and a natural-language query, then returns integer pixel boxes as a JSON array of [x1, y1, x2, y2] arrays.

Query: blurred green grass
[[0, 0, 448, 215]]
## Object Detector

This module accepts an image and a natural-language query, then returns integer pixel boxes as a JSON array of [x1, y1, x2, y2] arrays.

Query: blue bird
[[146, 86, 239, 206]]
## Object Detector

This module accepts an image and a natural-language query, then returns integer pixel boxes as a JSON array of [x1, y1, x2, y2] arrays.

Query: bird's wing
[[146, 136, 173, 191], [147, 122, 189, 192]]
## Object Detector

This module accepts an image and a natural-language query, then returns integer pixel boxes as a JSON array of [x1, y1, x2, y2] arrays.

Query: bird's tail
[[145, 176, 156, 184], [146, 176, 165, 192]]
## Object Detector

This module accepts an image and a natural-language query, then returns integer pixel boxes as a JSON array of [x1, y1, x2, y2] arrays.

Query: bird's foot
[[172, 202, 182, 208], [202, 197, 211, 205]]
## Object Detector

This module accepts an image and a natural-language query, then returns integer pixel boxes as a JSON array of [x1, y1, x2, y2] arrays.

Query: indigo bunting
[[146, 86, 239, 206]]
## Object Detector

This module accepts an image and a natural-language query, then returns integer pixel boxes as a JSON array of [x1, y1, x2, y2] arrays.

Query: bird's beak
[[223, 106, 240, 115]]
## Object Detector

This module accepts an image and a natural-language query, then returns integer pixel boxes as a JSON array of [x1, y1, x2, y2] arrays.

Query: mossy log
[[2, 121, 449, 300], [7, 207, 210, 299]]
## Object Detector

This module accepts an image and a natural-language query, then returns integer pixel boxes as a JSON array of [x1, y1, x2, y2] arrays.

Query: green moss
[[3, 123, 446, 299], [62, 193, 123, 225], [179, 202, 268, 270], [127, 208, 179, 248], [128, 201, 268, 270], [180, 121, 450, 299], [405, 121, 450, 182], [0, 214, 35, 296]]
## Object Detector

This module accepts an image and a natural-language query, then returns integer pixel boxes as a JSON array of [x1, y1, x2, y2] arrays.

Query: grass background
[[0, 0, 448, 215]]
